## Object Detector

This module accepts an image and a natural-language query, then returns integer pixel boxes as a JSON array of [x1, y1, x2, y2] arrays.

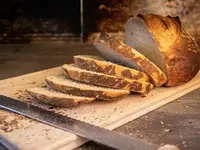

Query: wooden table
[[0, 43, 199, 150]]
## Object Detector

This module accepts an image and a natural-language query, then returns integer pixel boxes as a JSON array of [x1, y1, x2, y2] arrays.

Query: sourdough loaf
[[26, 88, 94, 107], [62, 64, 153, 94], [93, 32, 167, 87], [74, 55, 150, 82], [125, 14, 200, 86], [46, 75, 130, 100]]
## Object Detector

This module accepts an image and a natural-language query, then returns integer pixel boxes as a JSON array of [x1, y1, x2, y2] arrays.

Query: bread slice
[[46, 75, 130, 100], [125, 14, 200, 86], [93, 32, 167, 87], [74, 55, 150, 82], [26, 87, 94, 108], [62, 64, 154, 94]]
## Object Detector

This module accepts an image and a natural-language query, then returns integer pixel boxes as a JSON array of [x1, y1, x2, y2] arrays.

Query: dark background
[[0, 0, 199, 44], [0, 0, 81, 34]]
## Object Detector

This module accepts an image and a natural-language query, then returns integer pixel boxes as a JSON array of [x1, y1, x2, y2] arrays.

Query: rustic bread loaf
[[93, 32, 167, 87], [125, 14, 200, 86], [74, 55, 150, 82], [62, 64, 153, 94], [26, 87, 94, 107], [46, 75, 130, 100]]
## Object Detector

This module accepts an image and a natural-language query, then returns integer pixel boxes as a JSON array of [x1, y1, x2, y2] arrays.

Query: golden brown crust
[[26, 88, 94, 108], [74, 55, 150, 82], [94, 33, 167, 87], [139, 14, 200, 86], [45, 78, 130, 100], [62, 64, 154, 94]]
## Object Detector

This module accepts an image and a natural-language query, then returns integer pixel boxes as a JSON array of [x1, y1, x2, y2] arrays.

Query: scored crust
[[26, 88, 94, 108], [45, 75, 130, 100], [74, 55, 150, 82], [138, 14, 200, 86], [93, 33, 167, 87], [62, 64, 154, 94]]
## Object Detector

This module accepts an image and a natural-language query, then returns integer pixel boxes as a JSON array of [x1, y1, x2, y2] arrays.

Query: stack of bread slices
[[27, 14, 200, 108], [27, 55, 154, 107]]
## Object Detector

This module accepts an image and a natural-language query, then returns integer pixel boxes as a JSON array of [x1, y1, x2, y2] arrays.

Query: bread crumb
[[44, 129, 50, 132], [47, 137, 51, 140], [139, 134, 143, 139], [164, 129, 170, 132], [0, 114, 24, 132], [185, 106, 189, 108], [41, 85, 47, 88]]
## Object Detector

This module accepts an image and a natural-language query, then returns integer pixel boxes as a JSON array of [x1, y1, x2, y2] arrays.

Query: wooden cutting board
[[0, 66, 200, 150]]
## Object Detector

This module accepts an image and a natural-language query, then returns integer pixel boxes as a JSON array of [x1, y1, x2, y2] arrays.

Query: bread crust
[[74, 55, 150, 82], [27, 88, 94, 108], [138, 14, 200, 86], [62, 64, 154, 94], [45, 76, 130, 100], [93, 33, 167, 87]]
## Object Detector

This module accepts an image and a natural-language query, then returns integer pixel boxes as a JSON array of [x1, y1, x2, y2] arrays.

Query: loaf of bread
[[27, 14, 199, 108], [26, 88, 94, 107], [46, 75, 130, 100], [62, 64, 154, 94], [125, 14, 200, 86], [93, 32, 167, 87], [74, 55, 150, 82]]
